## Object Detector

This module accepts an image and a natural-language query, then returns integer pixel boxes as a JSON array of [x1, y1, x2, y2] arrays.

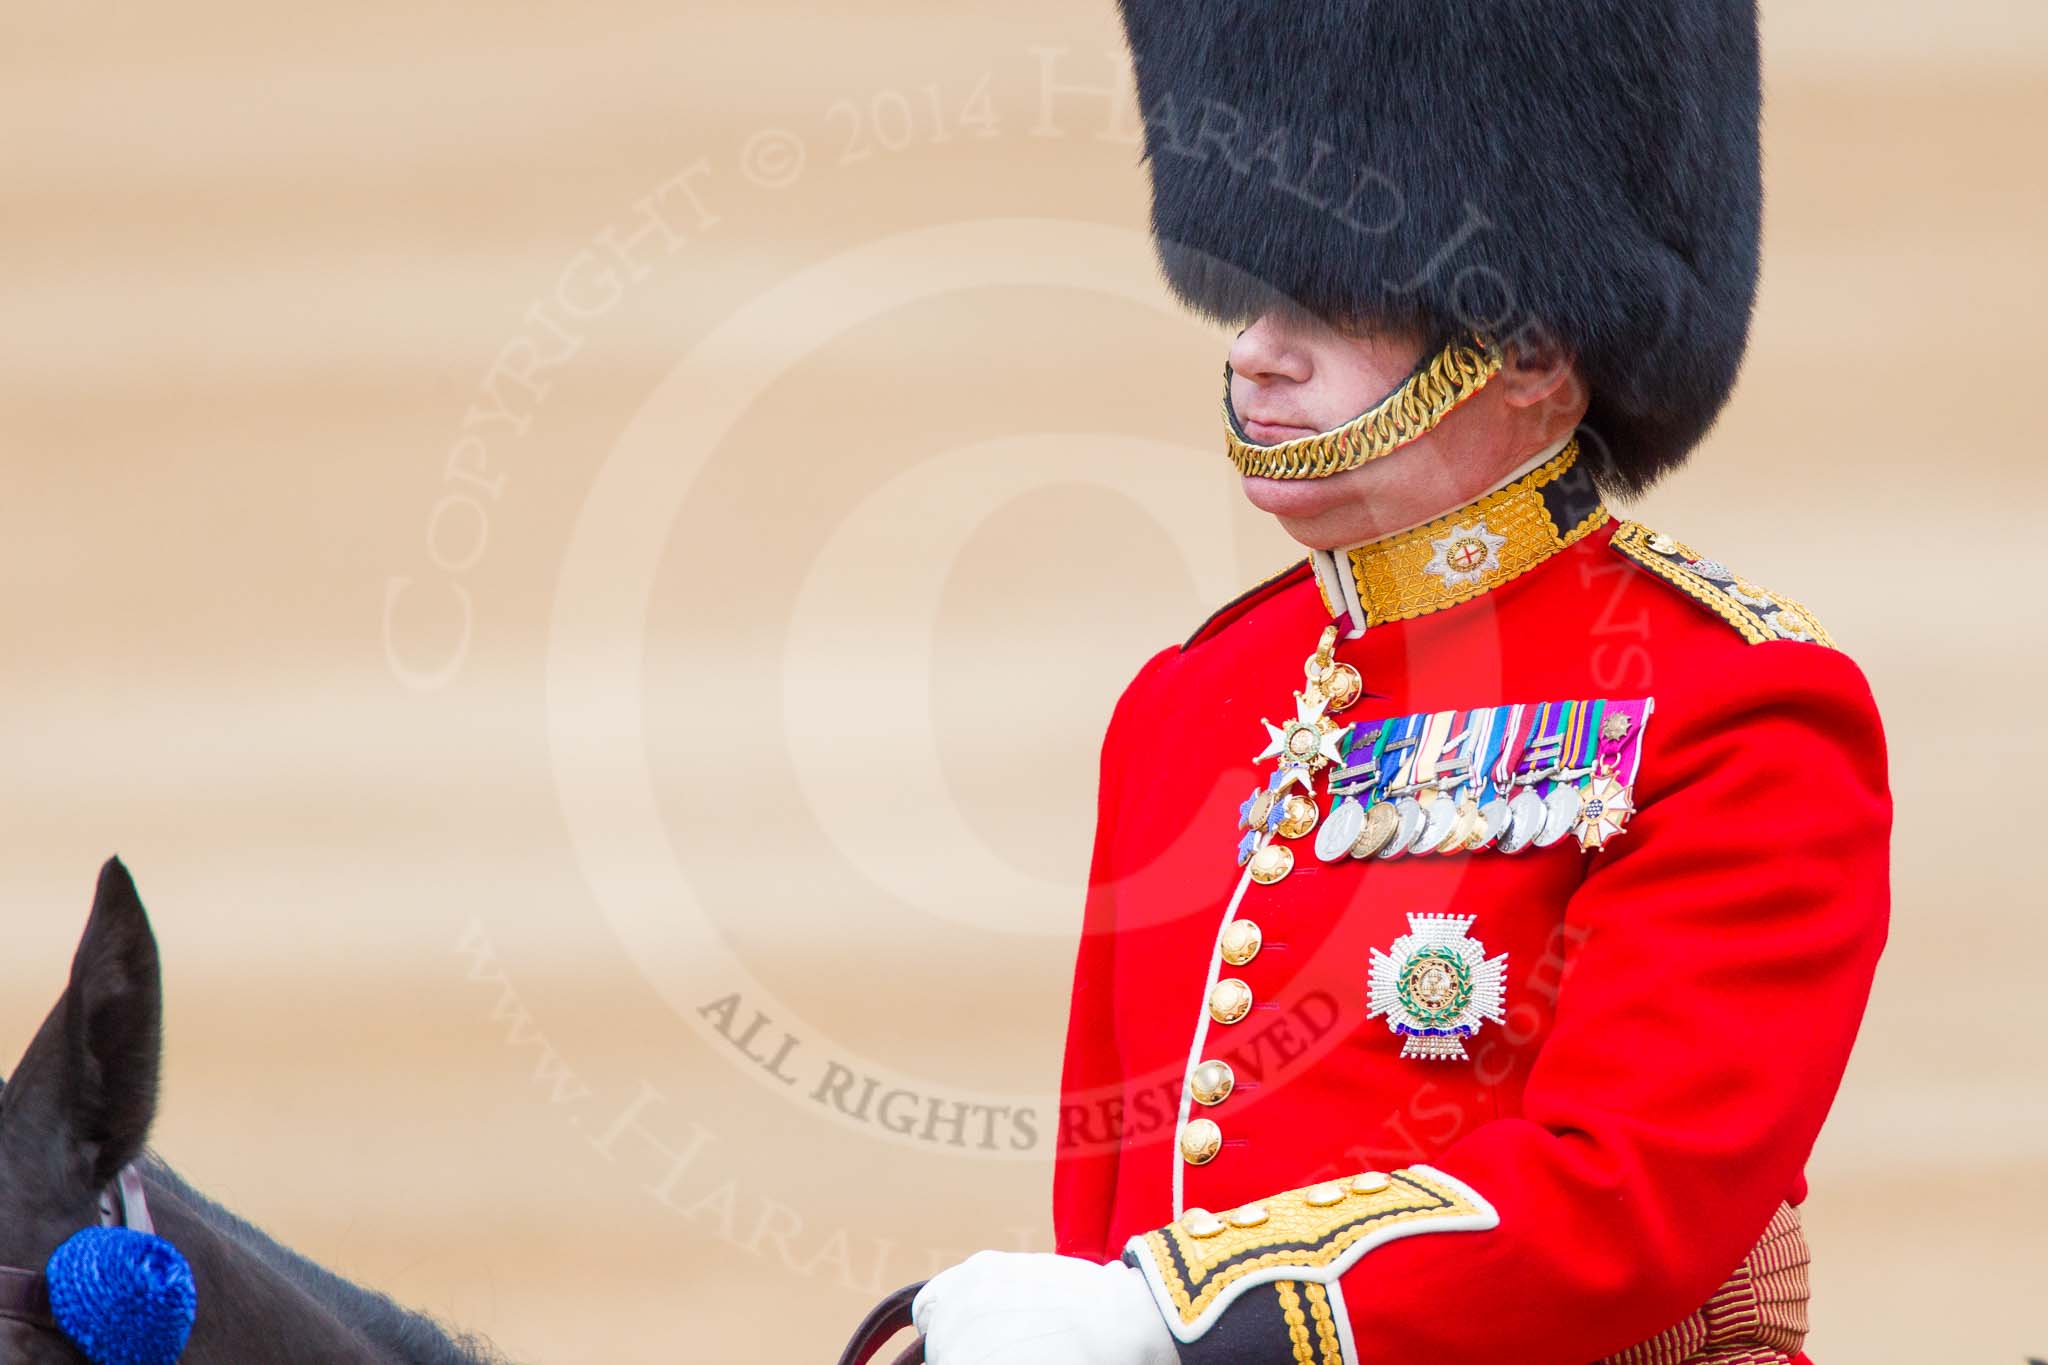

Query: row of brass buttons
[[1179, 917, 1264, 1166], [1177, 1172, 1393, 1240]]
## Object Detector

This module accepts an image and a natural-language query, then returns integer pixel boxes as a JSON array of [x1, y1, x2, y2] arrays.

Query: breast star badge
[[1367, 913, 1508, 1061]]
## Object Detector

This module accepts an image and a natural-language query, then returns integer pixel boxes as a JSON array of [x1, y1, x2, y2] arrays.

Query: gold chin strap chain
[[1223, 335, 1503, 480]]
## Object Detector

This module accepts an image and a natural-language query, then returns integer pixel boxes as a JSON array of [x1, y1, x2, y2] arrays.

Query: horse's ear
[[59, 856, 165, 1187]]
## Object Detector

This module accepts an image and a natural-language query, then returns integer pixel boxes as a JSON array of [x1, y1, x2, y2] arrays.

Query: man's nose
[[1228, 311, 1312, 383]]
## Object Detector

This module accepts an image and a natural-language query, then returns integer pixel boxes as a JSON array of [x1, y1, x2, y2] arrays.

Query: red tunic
[[1052, 496, 1888, 1364]]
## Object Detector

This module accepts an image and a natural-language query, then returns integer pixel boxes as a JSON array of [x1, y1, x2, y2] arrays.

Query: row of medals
[[1238, 627, 1633, 887]]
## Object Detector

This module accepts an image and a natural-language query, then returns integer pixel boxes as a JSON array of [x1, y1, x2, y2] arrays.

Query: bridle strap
[[834, 1281, 925, 1365], [0, 1162, 155, 1333], [107, 1165, 154, 1235], [0, 1264, 56, 1330]]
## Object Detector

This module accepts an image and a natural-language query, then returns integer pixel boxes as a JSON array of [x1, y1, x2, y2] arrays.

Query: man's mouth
[[1242, 417, 1319, 444]]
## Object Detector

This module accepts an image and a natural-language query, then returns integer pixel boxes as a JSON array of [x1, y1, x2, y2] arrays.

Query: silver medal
[[1316, 797, 1366, 863], [1410, 795, 1458, 855], [1499, 789, 1546, 854], [1534, 782, 1582, 847], [1473, 798, 1511, 851], [1378, 796, 1423, 859]]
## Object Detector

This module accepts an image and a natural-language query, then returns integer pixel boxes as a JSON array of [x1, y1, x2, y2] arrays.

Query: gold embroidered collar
[[1310, 440, 1609, 634]]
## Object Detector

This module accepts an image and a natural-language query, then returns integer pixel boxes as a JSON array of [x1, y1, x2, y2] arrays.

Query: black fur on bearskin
[[1114, 0, 1762, 493]]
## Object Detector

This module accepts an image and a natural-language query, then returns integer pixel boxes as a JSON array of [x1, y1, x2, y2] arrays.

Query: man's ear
[[58, 857, 165, 1188], [1498, 327, 1582, 411]]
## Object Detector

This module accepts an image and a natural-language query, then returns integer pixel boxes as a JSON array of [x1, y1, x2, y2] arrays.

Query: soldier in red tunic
[[908, 2, 1889, 1362]]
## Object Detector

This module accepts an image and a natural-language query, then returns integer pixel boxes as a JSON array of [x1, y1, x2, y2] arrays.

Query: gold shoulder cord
[[1224, 336, 1503, 480]]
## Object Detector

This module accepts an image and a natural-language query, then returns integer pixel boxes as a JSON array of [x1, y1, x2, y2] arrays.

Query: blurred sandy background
[[2, 3, 2043, 1361]]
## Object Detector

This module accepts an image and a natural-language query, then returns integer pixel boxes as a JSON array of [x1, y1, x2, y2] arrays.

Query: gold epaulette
[[1610, 521, 1836, 648]]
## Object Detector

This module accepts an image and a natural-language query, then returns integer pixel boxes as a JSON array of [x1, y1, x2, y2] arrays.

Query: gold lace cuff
[[1120, 1164, 1496, 1352]]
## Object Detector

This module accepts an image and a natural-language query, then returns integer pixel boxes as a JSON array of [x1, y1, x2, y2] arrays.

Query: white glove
[[911, 1250, 1178, 1365]]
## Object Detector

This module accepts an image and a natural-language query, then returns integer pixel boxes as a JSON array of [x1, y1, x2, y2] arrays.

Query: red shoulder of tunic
[[1181, 559, 1314, 652]]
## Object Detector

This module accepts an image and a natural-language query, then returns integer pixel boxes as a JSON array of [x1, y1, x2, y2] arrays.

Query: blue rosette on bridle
[[44, 1226, 198, 1365]]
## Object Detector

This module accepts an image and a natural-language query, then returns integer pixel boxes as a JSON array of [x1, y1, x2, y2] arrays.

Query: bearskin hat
[[1114, 0, 1763, 493]]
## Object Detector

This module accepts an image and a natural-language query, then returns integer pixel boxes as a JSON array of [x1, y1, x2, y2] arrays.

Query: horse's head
[[0, 857, 166, 1363]]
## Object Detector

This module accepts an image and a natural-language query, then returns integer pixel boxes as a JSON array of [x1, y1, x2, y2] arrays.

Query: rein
[[833, 1281, 926, 1365], [0, 1164, 155, 1335]]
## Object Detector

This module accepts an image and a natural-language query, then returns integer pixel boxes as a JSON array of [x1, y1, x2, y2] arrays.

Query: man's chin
[[1240, 472, 1345, 517], [1237, 436, 1455, 549], [1240, 472, 1374, 550]]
